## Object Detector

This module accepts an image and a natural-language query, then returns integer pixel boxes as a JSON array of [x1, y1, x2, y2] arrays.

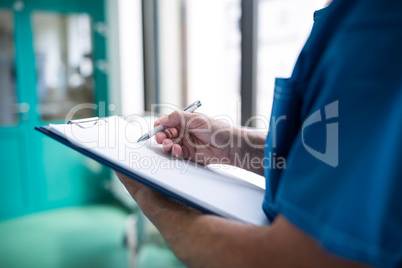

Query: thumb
[[158, 110, 195, 128]]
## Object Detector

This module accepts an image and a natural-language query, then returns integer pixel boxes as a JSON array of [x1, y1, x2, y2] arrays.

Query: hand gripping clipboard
[[35, 116, 269, 226]]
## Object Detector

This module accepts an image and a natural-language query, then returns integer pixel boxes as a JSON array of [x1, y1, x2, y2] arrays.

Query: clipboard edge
[[34, 126, 261, 225]]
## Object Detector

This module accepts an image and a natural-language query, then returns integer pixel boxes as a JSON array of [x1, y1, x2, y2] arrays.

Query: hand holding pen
[[150, 102, 236, 166], [137, 100, 202, 142]]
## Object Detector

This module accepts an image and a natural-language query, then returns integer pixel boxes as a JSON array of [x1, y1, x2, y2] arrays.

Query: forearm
[[121, 174, 266, 267], [118, 173, 370, 268], [135, 187, 272, 268], [133, 187, 366, 268], [230, 128, 267, 175]]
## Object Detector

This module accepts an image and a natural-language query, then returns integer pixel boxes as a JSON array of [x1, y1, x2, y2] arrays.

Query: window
[[144, 0, 242, 123], [32, 12, 95, 121], [256, 0, 328, 127], [186, 0, 241, 123], [115, 0, 328, 127]]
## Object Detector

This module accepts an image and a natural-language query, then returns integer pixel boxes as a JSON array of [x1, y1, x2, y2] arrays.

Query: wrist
[[135, 186, 201, 221], [230, 127, 267, 174], [229, 127, 245, 167]]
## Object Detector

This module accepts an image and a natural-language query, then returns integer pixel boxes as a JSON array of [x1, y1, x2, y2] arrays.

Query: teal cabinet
[[0, 0, 110, 220], [0, 133, 29, 216]]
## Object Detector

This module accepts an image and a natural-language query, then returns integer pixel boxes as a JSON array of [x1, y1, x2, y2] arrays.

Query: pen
[[137, 100, 202, 142]]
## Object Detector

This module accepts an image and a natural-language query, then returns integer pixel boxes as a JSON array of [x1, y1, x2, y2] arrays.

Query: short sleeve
[[264, 1, 402, 267]]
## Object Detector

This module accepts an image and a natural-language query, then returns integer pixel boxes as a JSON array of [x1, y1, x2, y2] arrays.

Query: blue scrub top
[[263, 0, 402, 267]]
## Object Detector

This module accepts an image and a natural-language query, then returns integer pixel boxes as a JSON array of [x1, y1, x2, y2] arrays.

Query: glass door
[[30, 1, 110, 211], [0, 0, 109, 219], [31, 8, 109, 210], [32, 12, 96, 121], [0, 7, 31, 219]]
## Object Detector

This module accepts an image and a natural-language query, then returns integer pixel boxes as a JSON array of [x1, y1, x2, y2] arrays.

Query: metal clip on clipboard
[[67, 117, 108, 129]]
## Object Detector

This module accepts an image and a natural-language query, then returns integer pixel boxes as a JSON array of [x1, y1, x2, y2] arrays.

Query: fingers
[[164, 127, 179, 139], [157, 110, 196, 128], [154, 111, 193, 144], [153, 110, 210, 160], [158, 111, 181, 127], [171, 144, 182, 158], [154, 112, 183, 144], [162, 139, 173, 152], [155, 127, 179, 144], [155, 110, 212, 134], [161, 139, 183, 158], [153, 114, 167, 127], [155, 132, 166, 144]]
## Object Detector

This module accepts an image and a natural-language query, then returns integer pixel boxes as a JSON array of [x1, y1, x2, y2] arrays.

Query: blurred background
[[0, 0, 326, 267]]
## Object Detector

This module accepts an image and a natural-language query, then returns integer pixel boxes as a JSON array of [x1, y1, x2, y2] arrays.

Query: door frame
[[0, 0, 108, 219]]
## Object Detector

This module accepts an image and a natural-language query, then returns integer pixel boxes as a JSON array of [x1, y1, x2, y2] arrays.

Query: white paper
[[48, 116, 269, 225]]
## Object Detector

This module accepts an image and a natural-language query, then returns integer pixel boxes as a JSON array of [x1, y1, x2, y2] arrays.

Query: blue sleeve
[[265, 1, 402, 267]]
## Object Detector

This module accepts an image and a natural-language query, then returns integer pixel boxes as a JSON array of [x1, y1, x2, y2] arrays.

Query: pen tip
[[137, 135, 150, 142]]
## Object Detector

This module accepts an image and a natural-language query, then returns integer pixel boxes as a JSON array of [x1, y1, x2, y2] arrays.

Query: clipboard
[[35, 116, 269, 226]]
